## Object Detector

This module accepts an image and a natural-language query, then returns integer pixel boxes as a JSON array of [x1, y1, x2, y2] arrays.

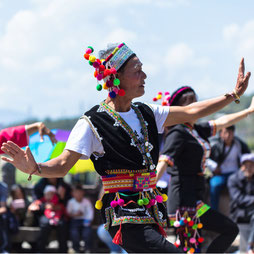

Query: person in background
[[227, 153, 254, 254], [29, 185, 68, 253], [67, 184, 94, 253], [0, 122, 57, 192], [0, 181, 9, 254], [33, 177, 71, 200], [156, 87, 254, 253], [208, 125, 250, 211], [0, 122, 57, 153], [9, 184, 30, 226]]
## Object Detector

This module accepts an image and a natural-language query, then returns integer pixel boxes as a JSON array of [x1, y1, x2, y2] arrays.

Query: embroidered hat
[[84, 43, 135, 98], [240, 153, 254, 164]]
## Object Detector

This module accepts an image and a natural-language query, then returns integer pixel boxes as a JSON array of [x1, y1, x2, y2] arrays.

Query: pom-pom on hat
[[83, 43, 134, 98]]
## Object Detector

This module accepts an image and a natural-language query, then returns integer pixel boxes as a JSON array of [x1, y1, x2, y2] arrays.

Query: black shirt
[[161, 122, 214, 213]]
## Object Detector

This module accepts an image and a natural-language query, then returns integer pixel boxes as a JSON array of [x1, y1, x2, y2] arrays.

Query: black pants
[[200, 208, 239, 253], [37, 216, 68, 253], [109, 223, 182, 253]]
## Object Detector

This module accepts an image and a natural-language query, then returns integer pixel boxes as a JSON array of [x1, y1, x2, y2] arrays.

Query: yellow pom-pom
[[95, 200, 103, 210], [197, 223, 203, 229], [161, 194, 168, 202], [157, 94, 162, 99], [103, 83, 108, 90], [187, 217, 191, 222], [89, 55, 96, 63]]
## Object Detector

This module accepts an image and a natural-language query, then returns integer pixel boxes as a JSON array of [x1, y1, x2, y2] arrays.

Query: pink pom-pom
[[110, 68, 117, 74], [93, 61, 100, 68], [117, 198, 124, 206], [146, 204, 151, 209], [97, 74, 103, 81], [149, 199, 156, 206], [183, 247, 187, 252], [113, 88, 119, 94], [189, 238, 196, 244], [86, 48, 92, 54], [158, 92, 162, 95], [165, 95, 171, 100], [110, 200, 118, 208], [155, 195, 163, 203], [165, 92, 170, 95]]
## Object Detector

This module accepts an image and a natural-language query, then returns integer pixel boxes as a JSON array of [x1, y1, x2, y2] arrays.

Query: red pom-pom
[[153, 97, 158, 101], [162, 101, 167, 106], [198, 237, 204, 243], [188, 221, 194, 226], [118, 89, 125, 96], [94, 70, 98, 78], [99, 65, 105, 72], [84, 53, 90, 60], [96, 59, 101, 64], [104, 69, 111, 77], [158, 92, 162, 95]]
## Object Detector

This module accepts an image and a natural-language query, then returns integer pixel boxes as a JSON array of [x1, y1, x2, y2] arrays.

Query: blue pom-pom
[[109, 91, 116, 98]]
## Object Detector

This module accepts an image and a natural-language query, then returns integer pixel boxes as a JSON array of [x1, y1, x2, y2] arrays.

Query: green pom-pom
[[113, 78, 120, 86], [143, 198, 149, 205], [88, 60, 93, 66], [187, 233, 191, 237], [137, 199, 144, 206], [192, 224, 198, 230], [96, 84, 102, 91], [88, 46, 94, 53]]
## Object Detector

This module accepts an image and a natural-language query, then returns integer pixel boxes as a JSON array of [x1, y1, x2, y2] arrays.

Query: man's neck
[[105, 96, 132, 112]]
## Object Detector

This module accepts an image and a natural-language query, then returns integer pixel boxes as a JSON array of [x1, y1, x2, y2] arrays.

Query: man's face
[[117, 56, 147, 100], [220, 128, 234, 146], [241, 160, 254, 178]]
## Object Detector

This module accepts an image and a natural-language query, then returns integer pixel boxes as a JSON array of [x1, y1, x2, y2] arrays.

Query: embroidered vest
[[84, 102, 159, 176]]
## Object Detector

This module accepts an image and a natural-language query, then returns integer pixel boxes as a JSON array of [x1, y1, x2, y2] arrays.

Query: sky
[[1, 0, 254, 126]]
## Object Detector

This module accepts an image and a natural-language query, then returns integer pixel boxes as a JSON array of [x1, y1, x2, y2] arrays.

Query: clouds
[[223, 20, 254, 69], [0, 0, 254, 125]]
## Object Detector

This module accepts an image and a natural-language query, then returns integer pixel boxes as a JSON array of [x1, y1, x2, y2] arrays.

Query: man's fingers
[[1, 146, 16, 157], [244, 71, 251, 82], [1, 156, 13, 163], [6, 141, 23, 153], [238, 58, 245, 78]]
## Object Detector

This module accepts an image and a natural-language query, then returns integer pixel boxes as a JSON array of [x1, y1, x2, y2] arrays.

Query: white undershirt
[[65, 103, 170, 159]]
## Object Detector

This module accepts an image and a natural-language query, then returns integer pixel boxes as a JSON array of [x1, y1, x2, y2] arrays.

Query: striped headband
[[168, 86, 194, 106], [105, 43, 134, 71]]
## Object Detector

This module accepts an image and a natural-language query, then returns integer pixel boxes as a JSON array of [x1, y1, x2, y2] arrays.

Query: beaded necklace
[[182, 123, 211, 173], [100, 101, 155, 171]]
